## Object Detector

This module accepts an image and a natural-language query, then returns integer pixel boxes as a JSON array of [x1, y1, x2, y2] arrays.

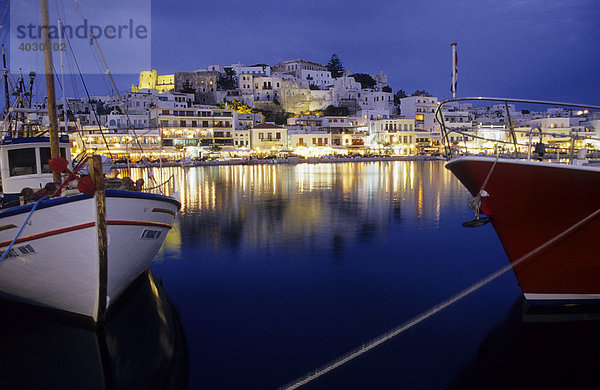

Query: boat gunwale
[[0, 190, 181, 219], [445, 155, 600, 174]]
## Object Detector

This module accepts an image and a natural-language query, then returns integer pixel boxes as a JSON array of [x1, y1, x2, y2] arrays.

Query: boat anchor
[[462, 190, 492, 228]]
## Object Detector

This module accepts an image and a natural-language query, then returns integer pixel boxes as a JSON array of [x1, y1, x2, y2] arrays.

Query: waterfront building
[[233, 128, 251, 148], [287, 115, 323, 127], [320, 116, 367, 150], [368, 118, 417, 155], [528, 117, 573, 133], [250, 123, 288, 152], [287, 125, 331, 151], [473, 125, 508, 152], [414, 129, 442, 153], [71, 124, 163, 160], [580, 119, 600, 151], [156, 92, 235, 148], [525, 116, 583, 151], [441, 109, 472, 129]]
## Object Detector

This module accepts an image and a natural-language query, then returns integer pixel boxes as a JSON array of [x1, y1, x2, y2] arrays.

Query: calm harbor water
[[152, 160, 522, 389], [1, 160, 598, 389]]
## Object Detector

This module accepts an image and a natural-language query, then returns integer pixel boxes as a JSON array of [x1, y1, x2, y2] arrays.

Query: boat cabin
[[0, 136, 71, 195]]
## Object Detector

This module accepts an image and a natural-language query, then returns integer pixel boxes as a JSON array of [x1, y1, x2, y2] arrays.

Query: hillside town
[[18, 55, 600, 162]]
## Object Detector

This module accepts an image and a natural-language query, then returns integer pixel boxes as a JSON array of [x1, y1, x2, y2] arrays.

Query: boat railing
[[435, 97, 600, 164]]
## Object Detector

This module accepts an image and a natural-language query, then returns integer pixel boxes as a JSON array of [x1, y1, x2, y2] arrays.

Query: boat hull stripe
[[0, 220, 173, 248], [106, 220, 173, 229], [151, 208, 177, 217]]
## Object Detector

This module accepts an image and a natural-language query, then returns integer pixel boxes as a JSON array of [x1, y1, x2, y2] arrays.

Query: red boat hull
[[447, 157, 600, 302]]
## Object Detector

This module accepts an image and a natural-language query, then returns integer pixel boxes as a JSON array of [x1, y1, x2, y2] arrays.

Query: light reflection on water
[[119, 161, 464, 256]]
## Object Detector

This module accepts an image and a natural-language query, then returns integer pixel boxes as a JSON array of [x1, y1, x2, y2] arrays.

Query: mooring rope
[[479, 152, 500, 195], [468, 153, 500, 219], [277, 205, 600, 390]]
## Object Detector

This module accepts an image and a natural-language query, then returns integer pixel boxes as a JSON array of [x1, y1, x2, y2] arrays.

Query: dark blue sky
[[2, 0, 600, 104], [150, 0, 600, 103]]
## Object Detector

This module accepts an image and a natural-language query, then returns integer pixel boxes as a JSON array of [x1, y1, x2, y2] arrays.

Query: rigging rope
[[61, 27, 114, 160], [143, 174, 175, 191], [277, 205, 600, 390], [0, 195, 48, 265]]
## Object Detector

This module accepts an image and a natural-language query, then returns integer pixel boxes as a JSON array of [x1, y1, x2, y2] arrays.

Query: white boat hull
[[0, 190, 179, 321]]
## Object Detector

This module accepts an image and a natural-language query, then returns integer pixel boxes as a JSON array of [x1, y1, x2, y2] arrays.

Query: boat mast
[[58, 19, 68, 134], [1, 45, 8, 117], [28, 71, 36, 108], [40, 0, 61, 183]]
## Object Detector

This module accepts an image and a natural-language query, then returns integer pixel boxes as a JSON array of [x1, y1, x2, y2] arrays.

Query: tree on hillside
[[394, 89, 408, 104], [327, 54, 345, 78], [217, 67, 237, 90], [411, 89, 431, 97], [253, 107, 290, 125], [323, 105, 350, 116], [351, 73, 377, 90]]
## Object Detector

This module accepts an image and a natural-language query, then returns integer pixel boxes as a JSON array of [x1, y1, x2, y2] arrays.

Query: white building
[[251, 76, 284, 102], [358, 90, 394, 115], [231, 63, 271, 77], [299, 69, 332, 89], [368, 118, 416, 154], [122, 89, 159, 115], [106, 111, 151, 131], [399, 96, 439, 132], [358, 109, 391, 121], [287, 126, 332, 149], [272, 59, 328, 77], [233, 128, 251, 148], [251, 123, 288, 151]]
